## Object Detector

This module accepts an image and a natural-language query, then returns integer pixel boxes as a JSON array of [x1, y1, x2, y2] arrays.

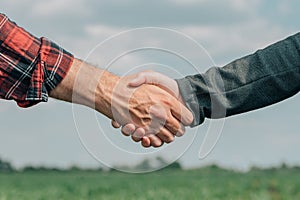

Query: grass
[[0, 167, 300, 200]]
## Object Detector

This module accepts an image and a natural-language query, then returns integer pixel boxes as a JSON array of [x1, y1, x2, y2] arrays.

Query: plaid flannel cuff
[[17, 38, 74, 107], [0, 13, 74, 107]]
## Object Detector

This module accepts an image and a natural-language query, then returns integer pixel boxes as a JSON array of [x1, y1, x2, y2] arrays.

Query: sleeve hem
[[19, 39, 74, 108], [176, 77, 204, 127]]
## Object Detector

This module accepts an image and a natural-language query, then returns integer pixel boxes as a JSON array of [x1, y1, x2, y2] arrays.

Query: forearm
[[49, 58, 119, 119], [177, 32, 300, 126]]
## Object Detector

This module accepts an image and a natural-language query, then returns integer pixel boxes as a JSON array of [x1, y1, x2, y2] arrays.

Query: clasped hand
[[109, 71, 193, 148], [49, 60, 192, 148]]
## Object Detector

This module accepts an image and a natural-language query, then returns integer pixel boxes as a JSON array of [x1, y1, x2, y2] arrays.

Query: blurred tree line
[[0, 157, 182, 173], [0, 158, 14, 173], [1, 157, 300, 173]]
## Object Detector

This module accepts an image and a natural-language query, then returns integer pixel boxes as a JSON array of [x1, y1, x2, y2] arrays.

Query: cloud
[[227, 0, 262, 12], [30, 0, 91, 19], [277, 1, 292, 15], [178, 18, 286, 64], [85, 24, 124, 38], [8, 0, 253, 27], [84, 20, 283, 71]]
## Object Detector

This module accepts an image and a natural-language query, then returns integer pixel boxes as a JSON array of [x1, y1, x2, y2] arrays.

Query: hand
[[111, 71, 193, 147], [49, 60, 192, 148], [110, 73, 193, 147]]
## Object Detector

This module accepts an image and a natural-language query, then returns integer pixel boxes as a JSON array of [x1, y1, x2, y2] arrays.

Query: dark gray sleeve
[[176, 32, 300, 127]]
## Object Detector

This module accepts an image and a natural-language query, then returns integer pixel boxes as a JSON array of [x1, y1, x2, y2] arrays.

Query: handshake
[[109, 70, 194, 148], [47, 33, 300, 150], [50, 59, 194, 148]]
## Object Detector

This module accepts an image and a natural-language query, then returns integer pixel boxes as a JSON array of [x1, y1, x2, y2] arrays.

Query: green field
[[0, 167, 300, 200]]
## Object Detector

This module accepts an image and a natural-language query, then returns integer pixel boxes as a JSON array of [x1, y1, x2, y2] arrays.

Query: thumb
[[128, 71, 162, 87], [128, 73, 147, 87], [128, 71, 180, 98]]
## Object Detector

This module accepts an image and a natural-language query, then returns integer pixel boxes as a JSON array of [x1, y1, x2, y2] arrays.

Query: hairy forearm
[[49, 58, 119, 118]]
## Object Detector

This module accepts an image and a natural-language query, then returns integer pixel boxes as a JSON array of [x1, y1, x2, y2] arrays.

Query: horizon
[[0, 0, 300, 172]]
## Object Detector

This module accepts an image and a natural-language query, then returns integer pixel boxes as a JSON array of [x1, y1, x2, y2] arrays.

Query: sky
[[0, 0, 299, 172]]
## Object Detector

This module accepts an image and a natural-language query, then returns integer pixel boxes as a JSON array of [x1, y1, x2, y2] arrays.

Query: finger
[[129, 71, 179, 97], [121, 124, 136, 136], [176, 124, 186, 137], [128, 71, 164, 86], [131, 128, 145, 142], [128, 70, 165, 87], [111, 120, 121, 128], [128, 73, 147, 87], [155, 127, 175, 143], [141, 137, 151, 148], [164, 113, 185, 136], [148, 134, 163, 148], [146, 104, 166, 135], [170, 99, 194, 126], [148, 105, 184, 136]]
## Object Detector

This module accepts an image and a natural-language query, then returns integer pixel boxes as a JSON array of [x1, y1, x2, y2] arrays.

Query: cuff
[[176, 77, 204, 127], [17, 38, 74, 107]]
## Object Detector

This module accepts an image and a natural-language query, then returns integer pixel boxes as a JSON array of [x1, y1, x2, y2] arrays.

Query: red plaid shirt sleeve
[[0, 13, 74, 107]]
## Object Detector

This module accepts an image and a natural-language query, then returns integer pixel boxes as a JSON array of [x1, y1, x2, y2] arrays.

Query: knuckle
[[165, 135, 174, 143], [153, 142, 162, 148], [138, 71, 151, 81], [176, 131, 185, 137], [150, 137, 163, 147], [166, 121, 180, 133], [186, 113, 194, 125], [123, 125, 134, 133], [131, 135, 141, 142], [143, 144, 150, 148], [121, 131, 129, 136], [176, 126, 185, 137], [121, 129, 130, 136]]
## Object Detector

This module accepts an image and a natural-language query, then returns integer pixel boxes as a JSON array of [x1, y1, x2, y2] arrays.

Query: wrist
[[50, 58, 120, 119], [95, 71, 120, 118]]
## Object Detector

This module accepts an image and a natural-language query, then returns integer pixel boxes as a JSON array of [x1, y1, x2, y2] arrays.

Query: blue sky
[[0, 0, 299, 171]]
